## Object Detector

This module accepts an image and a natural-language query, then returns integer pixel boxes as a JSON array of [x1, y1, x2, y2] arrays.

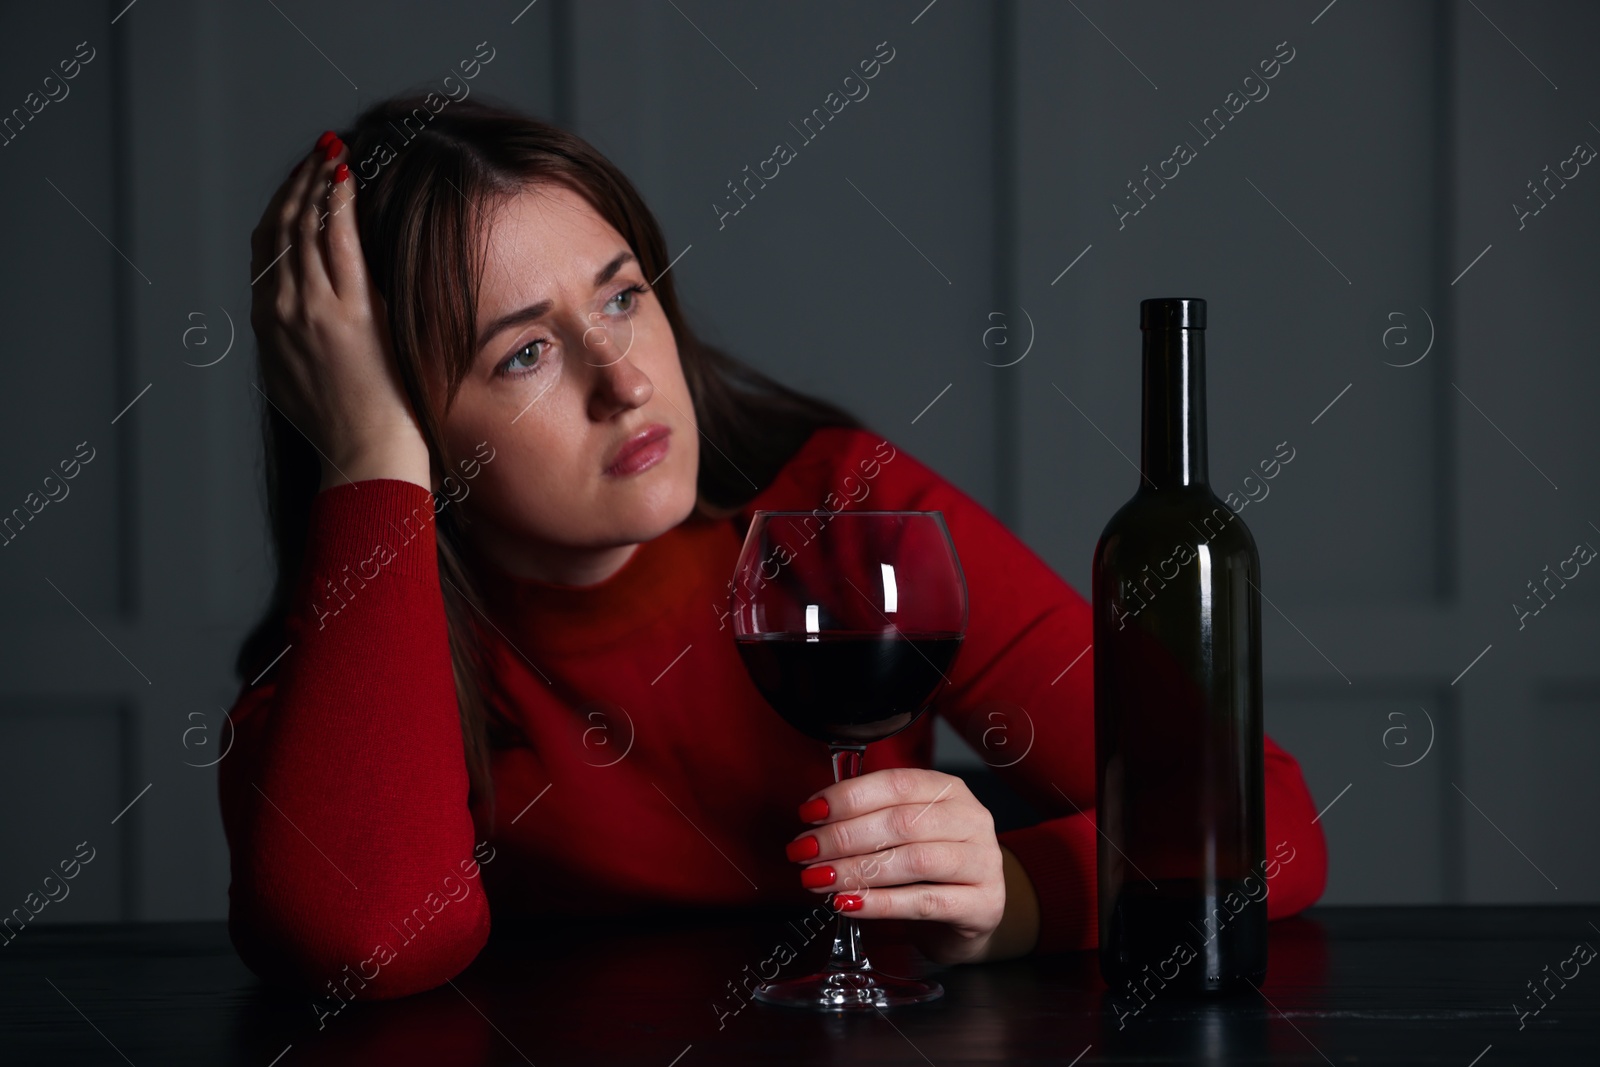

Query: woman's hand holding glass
[[788, 766, 1009, 966]]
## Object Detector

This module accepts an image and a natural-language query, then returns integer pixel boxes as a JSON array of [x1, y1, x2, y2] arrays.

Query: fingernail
[[315, 130, 338, 151], [324, 137, 344, 161], [798, 798, 829, 823], [833, 894, 863, 912], [785, 835, 819, 863], [333, 163, 350, 183], [801, 865, 836, 889]]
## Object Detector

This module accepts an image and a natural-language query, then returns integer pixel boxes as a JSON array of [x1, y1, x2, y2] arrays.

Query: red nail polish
[[833, 894, 864, 912], [333, 163, 350, 183], [324, 137, 344, 161], [315, 130, 338, 151], [801, 865, 836, 889], [798, 798, 829, 823], [785, 835, 820, 863]]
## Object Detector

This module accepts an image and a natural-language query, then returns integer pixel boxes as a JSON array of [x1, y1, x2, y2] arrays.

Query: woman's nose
[[587, 349, 653, 420]]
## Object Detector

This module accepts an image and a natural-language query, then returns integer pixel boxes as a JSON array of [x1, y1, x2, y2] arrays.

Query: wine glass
[[731, 510, 969, 1010]]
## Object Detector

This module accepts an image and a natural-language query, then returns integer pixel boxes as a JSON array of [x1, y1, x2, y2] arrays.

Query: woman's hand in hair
[[789, 767, 1039, 965], [250, 135, 430, 491]]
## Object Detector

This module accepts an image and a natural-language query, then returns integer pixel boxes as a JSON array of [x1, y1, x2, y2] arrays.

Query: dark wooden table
[[2, 906, 1595, 1064]]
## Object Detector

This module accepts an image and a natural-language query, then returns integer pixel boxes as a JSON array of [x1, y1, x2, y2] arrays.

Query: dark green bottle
[[1092, 298, 1267, 1000]]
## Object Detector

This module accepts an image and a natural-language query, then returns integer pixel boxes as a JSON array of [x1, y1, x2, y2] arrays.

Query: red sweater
[[218, 426, 1327, 1001]]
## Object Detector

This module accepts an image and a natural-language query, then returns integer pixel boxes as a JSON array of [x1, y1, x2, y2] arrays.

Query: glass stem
[[825, 743, 870, 972]]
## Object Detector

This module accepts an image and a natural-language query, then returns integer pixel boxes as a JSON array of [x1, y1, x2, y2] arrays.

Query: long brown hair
[[235, 93, 862, 814]]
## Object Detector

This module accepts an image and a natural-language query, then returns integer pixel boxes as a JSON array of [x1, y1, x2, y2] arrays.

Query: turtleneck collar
[[468, 512, 739, 657]]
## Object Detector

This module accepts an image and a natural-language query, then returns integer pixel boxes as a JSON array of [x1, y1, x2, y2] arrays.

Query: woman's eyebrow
[[475, 250, 637, 352]]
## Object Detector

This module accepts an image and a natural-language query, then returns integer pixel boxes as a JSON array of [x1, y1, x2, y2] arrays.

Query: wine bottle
[[1091, 297, 1267, 998]]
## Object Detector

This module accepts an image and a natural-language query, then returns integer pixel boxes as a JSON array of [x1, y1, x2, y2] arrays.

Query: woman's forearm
[[220, 478, 488, 999]]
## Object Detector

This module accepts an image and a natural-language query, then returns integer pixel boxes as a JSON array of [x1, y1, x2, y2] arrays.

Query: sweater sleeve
[[218, 478, 490, 1000], [826, 433, 1330, 956]]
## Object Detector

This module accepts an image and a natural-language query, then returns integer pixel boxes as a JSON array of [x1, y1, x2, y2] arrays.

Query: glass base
[[754, 966, 944, 1011]]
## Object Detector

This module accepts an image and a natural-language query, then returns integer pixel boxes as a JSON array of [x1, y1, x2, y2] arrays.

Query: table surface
[[1, 906, 1596, 1065]]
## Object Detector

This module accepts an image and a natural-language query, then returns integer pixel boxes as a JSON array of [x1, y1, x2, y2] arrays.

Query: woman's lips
[[605, 424, 671, 476]]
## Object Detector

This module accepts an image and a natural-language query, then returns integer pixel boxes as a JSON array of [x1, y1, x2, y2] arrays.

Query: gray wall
[[0, 0, 1594, 923]]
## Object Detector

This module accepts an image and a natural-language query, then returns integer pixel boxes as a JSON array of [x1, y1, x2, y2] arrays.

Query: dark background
[[0, 0, 1594, 927]]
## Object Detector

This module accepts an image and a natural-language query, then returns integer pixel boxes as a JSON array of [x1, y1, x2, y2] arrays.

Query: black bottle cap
[[1140, 297, 1206, 330]]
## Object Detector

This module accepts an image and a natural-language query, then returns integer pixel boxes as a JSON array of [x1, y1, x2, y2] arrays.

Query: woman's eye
[[499, 340, 545, 377], [608, 283, 648, 314]]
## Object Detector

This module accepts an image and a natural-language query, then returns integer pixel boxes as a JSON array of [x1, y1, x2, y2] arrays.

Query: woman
[[225, 94, 1327, 1002]]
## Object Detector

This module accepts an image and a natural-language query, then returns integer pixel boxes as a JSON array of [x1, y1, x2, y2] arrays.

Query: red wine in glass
[[735, 632, 964, 744], [731, 509, 968, 1010]]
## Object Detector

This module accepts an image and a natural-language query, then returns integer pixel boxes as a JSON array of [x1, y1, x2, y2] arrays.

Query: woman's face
[[440, 182, 700, 584]]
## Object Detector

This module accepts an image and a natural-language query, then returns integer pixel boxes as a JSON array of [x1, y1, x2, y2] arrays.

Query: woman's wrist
[[974, 844, 1042, 962], [319, 437, 431, 492]]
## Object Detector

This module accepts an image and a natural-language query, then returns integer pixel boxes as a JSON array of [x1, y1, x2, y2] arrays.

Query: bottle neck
[[1140, 326, 1208, 490]]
